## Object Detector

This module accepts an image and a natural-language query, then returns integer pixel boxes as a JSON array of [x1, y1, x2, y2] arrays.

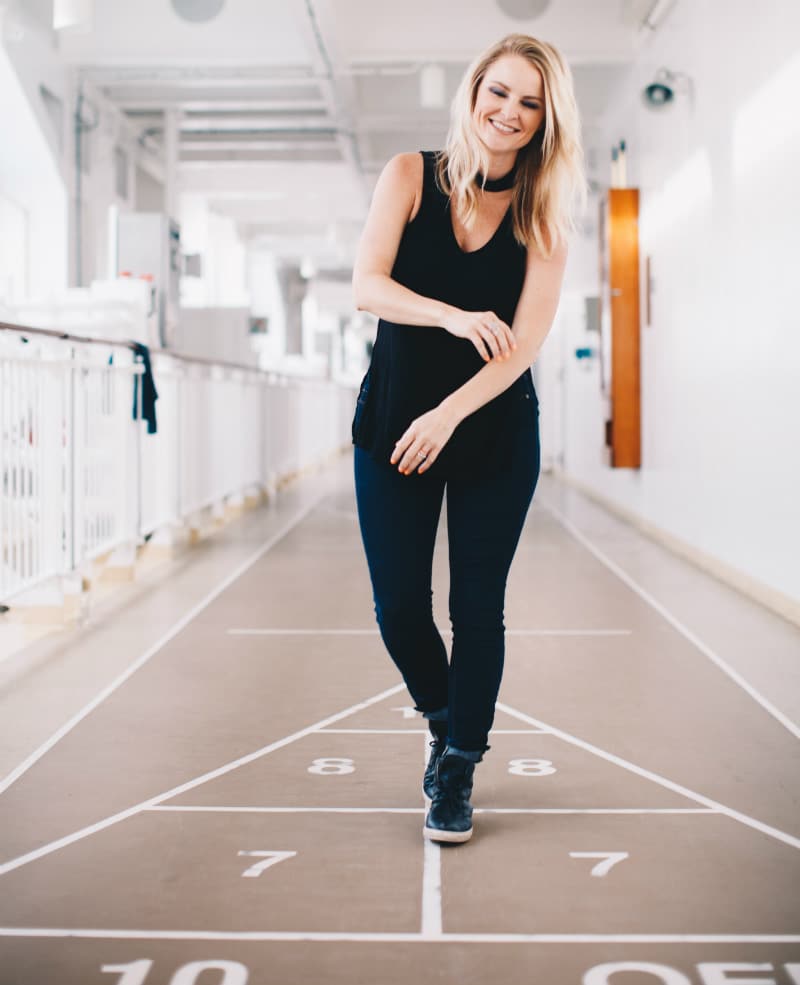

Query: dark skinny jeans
[[353, 383, 540, 753]]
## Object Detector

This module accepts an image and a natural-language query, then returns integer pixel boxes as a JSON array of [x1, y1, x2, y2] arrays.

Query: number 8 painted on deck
[[308, 758, 355, 775], [508, 758, 556, 776]]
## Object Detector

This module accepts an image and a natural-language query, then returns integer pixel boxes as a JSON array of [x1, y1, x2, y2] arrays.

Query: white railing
[[0, 322, 357, 604]]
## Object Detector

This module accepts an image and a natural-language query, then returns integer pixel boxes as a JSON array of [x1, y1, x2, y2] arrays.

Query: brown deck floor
[[0, 453, 798, 985]]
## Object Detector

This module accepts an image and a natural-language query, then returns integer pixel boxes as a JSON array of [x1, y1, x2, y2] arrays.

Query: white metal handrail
[[0, 322, 356, 605]]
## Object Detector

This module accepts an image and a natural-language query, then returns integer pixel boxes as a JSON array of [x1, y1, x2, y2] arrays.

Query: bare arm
[[438, 237, 569, 424], [352, 152, 456, 326], [352, 153, 517, 362]]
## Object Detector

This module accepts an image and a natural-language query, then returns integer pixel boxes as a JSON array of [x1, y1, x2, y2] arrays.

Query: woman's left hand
[[390, 404, 460, 475]]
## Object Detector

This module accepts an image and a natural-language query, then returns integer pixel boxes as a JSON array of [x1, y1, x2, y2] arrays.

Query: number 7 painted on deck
[[569, 851, 629, 877], [238, 850, 297, 877]]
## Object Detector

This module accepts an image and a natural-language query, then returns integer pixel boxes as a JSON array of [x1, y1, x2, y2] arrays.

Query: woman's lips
[[489, 117, 519, 134]]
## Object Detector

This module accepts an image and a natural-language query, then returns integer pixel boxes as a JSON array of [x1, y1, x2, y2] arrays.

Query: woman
[[351, 33, 586, 844]]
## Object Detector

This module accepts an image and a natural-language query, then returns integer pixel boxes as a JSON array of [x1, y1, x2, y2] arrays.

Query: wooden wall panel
[[608, 188, 641, 468]]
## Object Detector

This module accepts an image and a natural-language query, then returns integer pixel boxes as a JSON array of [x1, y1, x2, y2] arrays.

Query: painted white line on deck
[[0, 493, 329, 798], [0, 683, 406, 877], [539, 497, 800, 742], [481, 729, 550, 734], [1, 928, 798, 944], [497, 701, 800, 851], [229, 629, 382, 635], [227, 628, 632, 636], [474, 808, 716, 815], [317, 728, 547, 735], [148, 806, 428, 814], [421, 837, 442, 936], [420, 735, 442, 936], [506, 630, 633, 637], [319, 728, 433, 734], [146, 806, 717, 816]]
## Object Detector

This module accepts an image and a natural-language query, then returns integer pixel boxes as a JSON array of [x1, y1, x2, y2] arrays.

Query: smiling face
[[472, 53, 546, 163]]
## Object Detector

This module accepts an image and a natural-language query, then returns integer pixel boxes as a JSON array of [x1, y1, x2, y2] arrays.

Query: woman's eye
[[489, 87, 539, 110]]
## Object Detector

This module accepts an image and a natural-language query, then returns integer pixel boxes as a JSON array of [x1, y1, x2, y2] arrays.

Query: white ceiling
[[53, 0, 654, 269]]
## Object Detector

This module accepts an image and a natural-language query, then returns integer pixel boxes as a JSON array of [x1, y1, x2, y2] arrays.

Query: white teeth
[[490, 118, 517, 134]]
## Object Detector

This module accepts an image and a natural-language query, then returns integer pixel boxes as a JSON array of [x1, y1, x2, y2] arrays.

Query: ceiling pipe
[[639, 0, 676, 33]]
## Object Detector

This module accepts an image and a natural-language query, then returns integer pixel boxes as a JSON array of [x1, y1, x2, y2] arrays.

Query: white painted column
[[163, 108, 180, 222]]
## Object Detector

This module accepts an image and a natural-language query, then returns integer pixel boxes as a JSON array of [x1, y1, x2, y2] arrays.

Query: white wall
[[0, 5, 68, 300], [0, 5, 167, 301], [174, 307, 258, 367], [245, 251, 287, 367], [550, 0, 800, 607], [179, 194, 250, 310]]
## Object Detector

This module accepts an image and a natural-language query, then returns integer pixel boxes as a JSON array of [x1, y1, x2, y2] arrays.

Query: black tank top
[[351, 150, 536, 479]]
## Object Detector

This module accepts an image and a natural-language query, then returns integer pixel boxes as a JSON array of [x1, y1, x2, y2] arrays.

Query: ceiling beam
[[119, 100, 330, 113], [180, 148, 342, 163], [79, 65, 321, 84], [180, 139, 339, 151]]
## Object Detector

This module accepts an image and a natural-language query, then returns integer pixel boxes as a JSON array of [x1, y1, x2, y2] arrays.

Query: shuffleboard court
[[1, 464, 798, 983]]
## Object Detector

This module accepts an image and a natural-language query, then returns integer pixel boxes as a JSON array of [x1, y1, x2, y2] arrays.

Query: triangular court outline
[[496, 700, 800, 852], [0, 681, 407, 876], [2, 683, 798, 879]]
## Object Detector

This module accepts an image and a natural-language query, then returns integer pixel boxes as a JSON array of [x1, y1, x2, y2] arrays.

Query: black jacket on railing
[[129, 341, 158, 434]]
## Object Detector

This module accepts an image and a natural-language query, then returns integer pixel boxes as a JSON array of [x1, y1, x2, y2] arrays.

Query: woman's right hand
[[441, 309, 517, 362]]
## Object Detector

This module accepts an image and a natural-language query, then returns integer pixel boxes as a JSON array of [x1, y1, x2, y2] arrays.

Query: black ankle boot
[[423, 749, 477, 844], [423, 719, 448, 800]]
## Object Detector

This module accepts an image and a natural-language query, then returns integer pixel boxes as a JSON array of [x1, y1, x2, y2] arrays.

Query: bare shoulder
[[353, 153, 425, 281], [382, 151, 424, 183], [525, 233, 569, 274], [376, 152, 424, 221]]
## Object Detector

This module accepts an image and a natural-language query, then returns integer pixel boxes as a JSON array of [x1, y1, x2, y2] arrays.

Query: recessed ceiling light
[[420, 65, 446, 109], [170, 0, 226, 23], [496, 0, 551, 18], [53, 0, 93, 32]]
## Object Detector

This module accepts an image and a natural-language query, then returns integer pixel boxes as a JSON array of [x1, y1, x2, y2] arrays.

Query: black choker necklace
[[476, 164, 517, 192]]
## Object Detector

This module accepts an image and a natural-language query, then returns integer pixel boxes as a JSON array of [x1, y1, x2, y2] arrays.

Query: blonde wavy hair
[[436, 34, 587, 259]]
